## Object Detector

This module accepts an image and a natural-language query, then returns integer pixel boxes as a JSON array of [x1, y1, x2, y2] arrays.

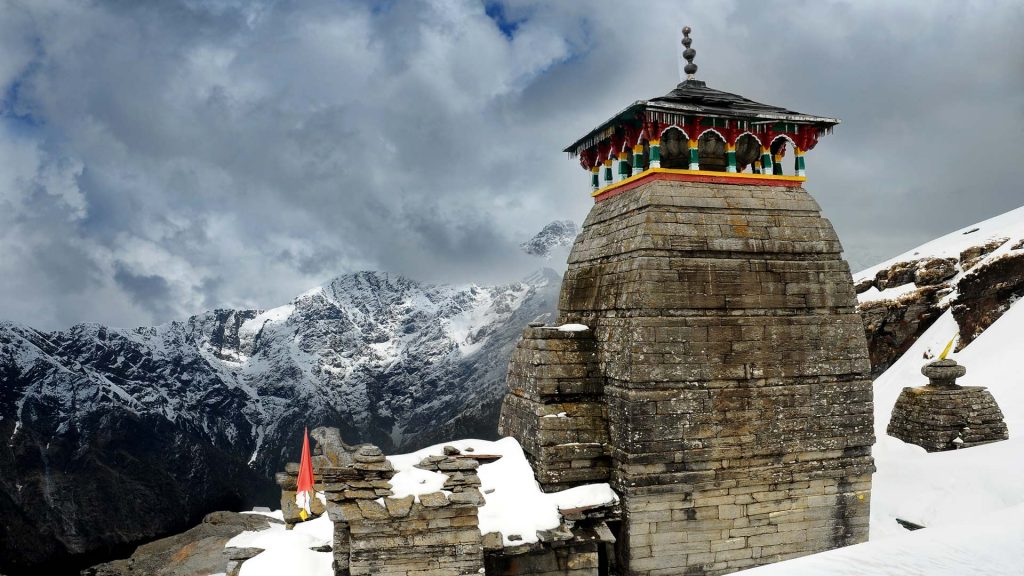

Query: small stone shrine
[[500, 26, 874, 575], [888, 358, 1009, 452]]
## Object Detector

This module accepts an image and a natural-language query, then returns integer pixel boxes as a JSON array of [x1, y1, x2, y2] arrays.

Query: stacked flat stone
[[335, 447, 485, 576], [888, 359, 1009, 451], [498, 325, 610, 491], [483, 497, 619, 576], [504, 179, 875, 575]]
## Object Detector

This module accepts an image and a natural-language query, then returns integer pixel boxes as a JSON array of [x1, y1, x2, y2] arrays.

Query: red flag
[[295, 427, 315, 520]]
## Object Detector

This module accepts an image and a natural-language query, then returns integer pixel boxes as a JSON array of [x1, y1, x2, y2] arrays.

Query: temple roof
[[564, 79, 840, 156]]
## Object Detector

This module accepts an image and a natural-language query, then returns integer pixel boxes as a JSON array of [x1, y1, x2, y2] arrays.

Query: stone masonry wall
[[274, 429, 485, 576], [338, 454, 484, 576], [551, 179, 875, 575], [498, 326, 609, 491]]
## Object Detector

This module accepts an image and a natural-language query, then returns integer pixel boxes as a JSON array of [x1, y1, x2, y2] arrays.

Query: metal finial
[[681, 26, 697, 80]]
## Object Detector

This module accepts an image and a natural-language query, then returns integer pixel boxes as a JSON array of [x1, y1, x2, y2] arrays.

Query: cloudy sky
[[1, 0, 1022, 330]]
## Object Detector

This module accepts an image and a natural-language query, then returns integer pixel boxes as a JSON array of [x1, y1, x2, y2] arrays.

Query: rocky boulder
[[81, 511, 281, 576]]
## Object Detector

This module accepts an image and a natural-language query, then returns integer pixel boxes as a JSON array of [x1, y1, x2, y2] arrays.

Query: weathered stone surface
[[498, 325, 611, 491], [485, 542, 601, 576], [503, 179, 875, 575]]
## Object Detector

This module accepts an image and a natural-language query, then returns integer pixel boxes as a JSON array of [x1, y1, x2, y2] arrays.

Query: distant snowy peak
[[520, 220, 578, 258]]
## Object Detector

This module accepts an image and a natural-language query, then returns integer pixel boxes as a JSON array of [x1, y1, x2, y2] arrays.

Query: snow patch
[[388, 438, 617, 546], [240, 304, 295, 337], [857, 282, 919, 304]]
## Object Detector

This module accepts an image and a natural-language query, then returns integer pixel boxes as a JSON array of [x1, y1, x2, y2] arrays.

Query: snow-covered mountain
[[0, 269, 560, 574], [519, 220, 578, 259]]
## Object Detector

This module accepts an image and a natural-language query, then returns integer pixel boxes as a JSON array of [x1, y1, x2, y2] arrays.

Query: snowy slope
[[870, 303, 1024, 537], [855, 205, 1024, 285], [854, 204, 1024, 377]]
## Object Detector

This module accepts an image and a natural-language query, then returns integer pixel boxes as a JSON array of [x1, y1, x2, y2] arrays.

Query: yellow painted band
[[725, 144, 736, 152], [760, 146, 770, 154], [590, 167, 807, 197], [603, 159, 613, 166], [618, 152, 629, 160], [688, 140, 698, 148], [633, 145, 644, 153], [649, 139, 660, 146], [795, 148, 804, 155]]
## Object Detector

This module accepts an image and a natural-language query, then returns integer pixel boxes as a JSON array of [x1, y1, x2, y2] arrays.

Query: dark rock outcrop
[[952, 251, 1024, 348], [859, 286, 947, 376], [81, 512, 280, 576], [856, 238, 1024, 376]]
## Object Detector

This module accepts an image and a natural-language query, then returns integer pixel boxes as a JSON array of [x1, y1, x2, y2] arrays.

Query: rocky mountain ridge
[[0, 268, 560, 574], [519, 220, 578, 258], [855, 206, 1024, 376]]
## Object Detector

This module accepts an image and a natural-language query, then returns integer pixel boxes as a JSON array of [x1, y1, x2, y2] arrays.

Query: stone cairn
[[498, 323, 610, 491], [888, 359, 1009, 451]]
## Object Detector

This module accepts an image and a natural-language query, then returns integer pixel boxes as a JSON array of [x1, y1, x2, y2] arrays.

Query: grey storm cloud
[[0, 0, 1022, 329]]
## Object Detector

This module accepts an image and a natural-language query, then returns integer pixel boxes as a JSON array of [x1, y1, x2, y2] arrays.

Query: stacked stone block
[[888, 359, 1008, 451], [337, 449, 484, 576], [498, 325, 610, 491], [485, 543, 600, 576], [505, 179, 878, 575]]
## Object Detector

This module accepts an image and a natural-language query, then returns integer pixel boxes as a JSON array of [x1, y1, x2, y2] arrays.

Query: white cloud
[[0, 0, 1021, 329]]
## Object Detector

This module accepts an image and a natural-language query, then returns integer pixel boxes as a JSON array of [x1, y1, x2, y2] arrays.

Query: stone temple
[[258, 27, 875, 576], [500, 27, 874, 574]]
